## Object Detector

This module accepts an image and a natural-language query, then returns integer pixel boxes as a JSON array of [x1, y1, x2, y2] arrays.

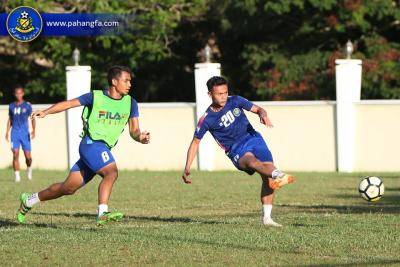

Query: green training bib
[[81, 90, 131, 148]]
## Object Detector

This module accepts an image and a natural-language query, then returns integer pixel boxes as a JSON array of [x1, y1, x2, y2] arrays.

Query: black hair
[[206, 76, 228, 92], [13, 85, 24, 93], [107, 65, 133, 86]]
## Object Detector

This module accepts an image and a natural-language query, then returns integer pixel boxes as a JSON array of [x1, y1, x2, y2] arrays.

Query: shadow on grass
[[280, 187, 400, 215], [0, 218, 20, 227], [126, 215, 227, 225], [334, 192, 400, 207], [300, 259, 400, 267], [385, 187, 400, 192], [278, 203, 400, 214], [131, 231, 269, 253], [291, 223, 325, 228], [32, 212, 227, 225], [32, 211, 95, 219], [0, 218, 57, 229]]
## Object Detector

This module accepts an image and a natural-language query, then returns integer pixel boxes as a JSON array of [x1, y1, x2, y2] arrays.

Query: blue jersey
[[77, 90, 139, 118], [194, 95, 255, 151], [71, 90, 138, 184], [9, 101, 32, 132]]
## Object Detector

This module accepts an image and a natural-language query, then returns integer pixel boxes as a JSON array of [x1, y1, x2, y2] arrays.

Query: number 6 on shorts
[[101, 151, 110, 163]]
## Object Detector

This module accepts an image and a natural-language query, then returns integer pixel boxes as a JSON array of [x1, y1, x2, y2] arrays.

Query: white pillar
[[335, 59, 362, 172], [194, 63, 221, 170], [66, 66, 91, 168]]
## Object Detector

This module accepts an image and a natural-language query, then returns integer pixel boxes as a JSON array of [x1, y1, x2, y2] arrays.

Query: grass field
[[0, 169, 399, 266]]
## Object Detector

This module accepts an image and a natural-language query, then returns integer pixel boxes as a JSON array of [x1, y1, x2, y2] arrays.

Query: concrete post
[[335, 59, 362, 172], [65, 66, 91, 168], [194, 63, 221, 170]]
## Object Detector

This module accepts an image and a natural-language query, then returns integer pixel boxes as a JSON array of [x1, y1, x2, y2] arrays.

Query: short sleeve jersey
[[9, 101, 32, 132], [194, 95, 255, 151]]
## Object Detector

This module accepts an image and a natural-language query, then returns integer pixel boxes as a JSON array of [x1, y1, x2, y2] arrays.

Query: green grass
[[1, 169, 399, 266]]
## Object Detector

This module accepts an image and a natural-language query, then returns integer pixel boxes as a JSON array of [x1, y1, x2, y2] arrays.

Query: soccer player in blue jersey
[[182, 76, 295, 227], [5, 86, 35, 182], [16, 66, 150, 225]]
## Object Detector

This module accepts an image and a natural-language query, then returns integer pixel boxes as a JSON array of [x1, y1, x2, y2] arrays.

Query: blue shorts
[[11, 130, 31, 151], [70, 136, 115, 185], [227, 132, 273, 175]]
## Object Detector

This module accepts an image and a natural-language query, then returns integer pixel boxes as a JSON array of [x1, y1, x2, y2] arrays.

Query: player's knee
[[247, 160, 260, 170], [26, 157, 32, 165], [257, 163, 275, 177], [263, 180, 274, 192], [102, 168, 118, 181], [108, 170, 118, 181], [64, 188, 76, 195], [61, 184, 78, 195]]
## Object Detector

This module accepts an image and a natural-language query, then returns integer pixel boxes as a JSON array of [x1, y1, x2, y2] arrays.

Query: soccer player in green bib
[[16, 66, 150, 225]]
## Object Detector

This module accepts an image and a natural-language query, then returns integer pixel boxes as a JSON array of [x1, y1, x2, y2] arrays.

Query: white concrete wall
[[0, 104, 68, 170], [354, 100, 400, 172], [0, 100, 399, 172]]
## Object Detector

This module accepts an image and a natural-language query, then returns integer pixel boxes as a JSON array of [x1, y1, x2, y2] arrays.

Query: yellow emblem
[[15, 11, 35, 33]]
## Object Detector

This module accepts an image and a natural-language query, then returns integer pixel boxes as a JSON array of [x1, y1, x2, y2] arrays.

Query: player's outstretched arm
[[250, 104, 273, 128], [31, 99, 81, 118], [128, 117, 150, 144], [182, 137, 201, 184]]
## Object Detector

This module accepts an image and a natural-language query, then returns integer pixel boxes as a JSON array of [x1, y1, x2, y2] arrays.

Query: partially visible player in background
[[5, 86, 35, 182], [181, 76, 295, 227], [16, 66, 150, 225]]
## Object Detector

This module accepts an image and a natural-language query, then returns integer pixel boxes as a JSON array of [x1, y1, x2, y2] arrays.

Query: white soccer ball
[[358, 176, 384, 202]]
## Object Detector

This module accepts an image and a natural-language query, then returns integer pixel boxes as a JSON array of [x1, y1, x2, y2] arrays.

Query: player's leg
[[77, 137, 122, 224], [38, 171, 85, 201], [237, 134, 295, 189], [23, 150, 32, 180], [238, 153, 294, 189], [11, 149, 21, 182], [97, 162, 118, 205], [21, 134, 33, 180], [95, 162, 123, 225], [16, 159, 95, 223], [260, 175, 282, 227], [11, 132, 22, 182], [239, 153, 275, 175]]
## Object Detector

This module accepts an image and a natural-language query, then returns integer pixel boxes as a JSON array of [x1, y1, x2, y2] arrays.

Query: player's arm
[[182, 137, 201, 184], [31, 99, 81, 118], [128, 117, 150, 144], [250, 104, 273, 128], [5, 117, 11, 141], [30, 116, 36, 139], [28, 104, 36, 139]]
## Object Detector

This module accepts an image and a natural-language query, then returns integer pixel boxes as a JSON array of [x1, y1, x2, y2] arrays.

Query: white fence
[[0, 100, 399, 172]]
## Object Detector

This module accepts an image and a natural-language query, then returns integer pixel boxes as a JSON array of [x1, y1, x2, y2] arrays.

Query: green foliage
[[0, 0, 207, 103], [211, 0, 400, 100], [0, 0, 399, 102]]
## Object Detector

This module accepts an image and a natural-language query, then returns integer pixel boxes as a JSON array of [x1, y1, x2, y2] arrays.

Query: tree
[[1, 0, 399, 103], [203, 0, 400, 100], [0, 0, 207, 103]]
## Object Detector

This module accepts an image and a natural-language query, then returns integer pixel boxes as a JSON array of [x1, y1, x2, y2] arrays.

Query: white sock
[[26, 193, 40, 207], [262, 204, 273, 218], [98, 204, 108, 217], [15, 171, 21, 182], [271, 169, 283, 179], [27, 167, 32, 180]]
